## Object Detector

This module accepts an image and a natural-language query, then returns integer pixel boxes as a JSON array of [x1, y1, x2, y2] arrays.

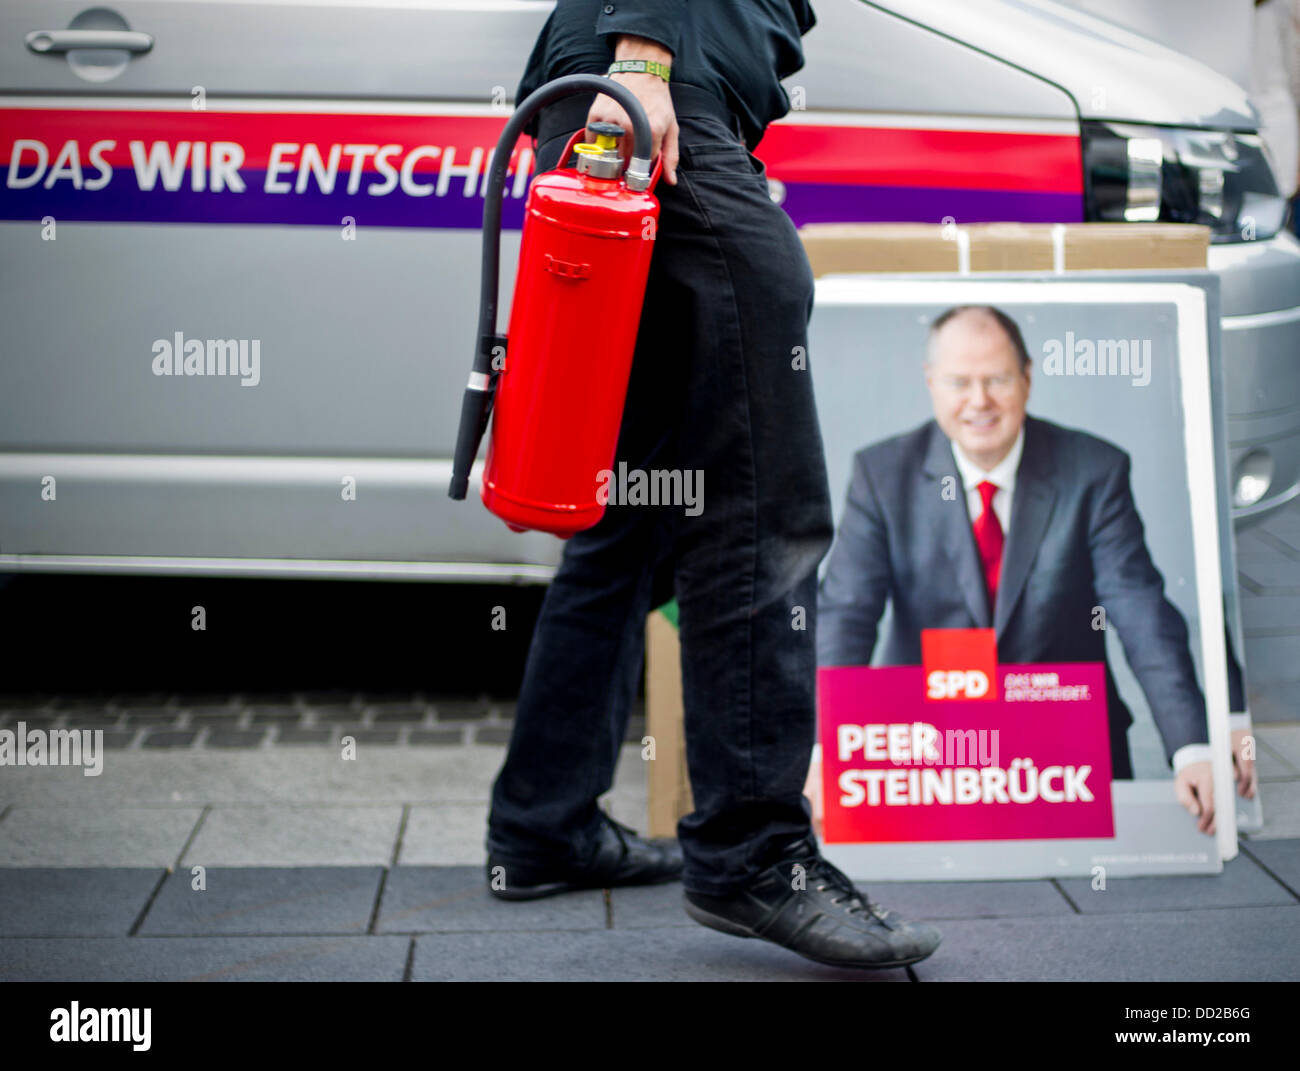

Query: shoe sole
[[488, 869, 682, 902], [489, 880, 580, 902], [683, 899, 938, 970]]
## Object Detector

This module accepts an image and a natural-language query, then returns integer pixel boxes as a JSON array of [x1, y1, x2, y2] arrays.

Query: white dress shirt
[[950, 425, 1023, 536], [947, 425, 1212, 776]]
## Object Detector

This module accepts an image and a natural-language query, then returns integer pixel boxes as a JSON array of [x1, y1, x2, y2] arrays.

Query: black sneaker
[[684, 838, 940, 969], [487, 814, 683, 901]]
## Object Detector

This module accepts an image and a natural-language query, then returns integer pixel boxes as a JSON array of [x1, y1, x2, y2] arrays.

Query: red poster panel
[[819, 662, 1114, 843]]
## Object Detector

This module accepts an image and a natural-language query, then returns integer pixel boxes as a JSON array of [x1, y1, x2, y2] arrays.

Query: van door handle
[[25, 29, 154, 55]]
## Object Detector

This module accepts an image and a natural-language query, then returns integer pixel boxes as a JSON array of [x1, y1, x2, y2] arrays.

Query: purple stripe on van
[[0, 170, 525, 229], [1, 172, 1083, 230], [776, 182, 1084, 228]]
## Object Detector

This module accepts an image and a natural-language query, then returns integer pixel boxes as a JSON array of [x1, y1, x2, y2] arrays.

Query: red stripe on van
[[755, 123, 1083, 194]]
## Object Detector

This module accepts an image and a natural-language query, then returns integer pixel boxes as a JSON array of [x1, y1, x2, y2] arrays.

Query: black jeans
[[487, 84, 835, 897]]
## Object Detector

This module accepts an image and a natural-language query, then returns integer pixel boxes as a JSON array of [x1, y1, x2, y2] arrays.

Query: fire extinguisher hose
[[447, 74, 654, 501]]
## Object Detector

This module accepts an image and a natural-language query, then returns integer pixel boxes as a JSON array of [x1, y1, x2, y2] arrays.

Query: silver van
[[2, 0, 1296, 583]]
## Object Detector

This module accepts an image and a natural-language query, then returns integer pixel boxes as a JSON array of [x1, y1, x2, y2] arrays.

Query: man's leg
[[660, 118, 941, 968], [661, 122, 835, 895], [485, 499, 668, 866], [485, 126, 685, 871]]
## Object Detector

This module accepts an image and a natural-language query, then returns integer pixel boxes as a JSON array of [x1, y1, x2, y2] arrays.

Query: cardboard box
[[798, 222, 1210, 277], [645, 609, 693, 837]]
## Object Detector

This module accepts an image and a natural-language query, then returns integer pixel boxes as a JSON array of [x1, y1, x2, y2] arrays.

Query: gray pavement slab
[[406, 729, 465, 746], [273, 728, 334, 745], [1243, 638, 1300, 690], [137, 866, 384, 936], [398, 803, 489, 865], [180, 805, 402, 866], [140, 731, 199, 749], [608, 882, 697, 929], [1055, 851, 1296, 913], [1237, 594, 1300, 629], [204, 729, 268, 748], [409, 926, 911, 981], [1239, 560, 1300, 589], [376, 865, 607, 933], [0, 936, 410, 982], [1234, 527, 1278, 557], [0, 749, 506, 807], [0, 744, 649, 803], [1256, 737, 1300, 780], [1257, 725, 1300, 770], [1253, 508, 1300, 548], [909, 905, 1300, 981], [0, 745, 656, 866], [1253, 780, 1300, 839], [1250, 688, 1300, 725], [0, 806, 202, 867], [848, 878, 1075, 920], [1240, 839, 1300, 896], [0, 868, 161, 936]]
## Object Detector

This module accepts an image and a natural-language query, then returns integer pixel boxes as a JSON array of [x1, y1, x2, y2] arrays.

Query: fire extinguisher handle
[[647, 150, 664, 193], [555, 126, 663, 194]]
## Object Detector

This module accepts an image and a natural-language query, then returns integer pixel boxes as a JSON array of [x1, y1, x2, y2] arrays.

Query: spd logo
[[921, 628, 997, 701]]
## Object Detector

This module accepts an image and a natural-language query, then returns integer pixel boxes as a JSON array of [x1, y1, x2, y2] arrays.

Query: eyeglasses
[[935, 373, 1023, 397]]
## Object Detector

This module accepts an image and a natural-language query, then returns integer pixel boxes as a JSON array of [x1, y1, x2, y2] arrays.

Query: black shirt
[[516, 0, 817, 150]]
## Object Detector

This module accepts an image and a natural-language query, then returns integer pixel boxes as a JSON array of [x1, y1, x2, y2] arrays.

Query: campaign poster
[[808, 279, 1235, 878], [822, 657, 1116, 845]]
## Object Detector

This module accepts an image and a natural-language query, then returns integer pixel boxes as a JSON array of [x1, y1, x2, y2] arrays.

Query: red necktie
[[972, 479, 1004, 608]]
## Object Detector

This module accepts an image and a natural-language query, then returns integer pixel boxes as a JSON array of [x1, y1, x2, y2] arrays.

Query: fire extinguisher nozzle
[[449, 384, 492, 501]]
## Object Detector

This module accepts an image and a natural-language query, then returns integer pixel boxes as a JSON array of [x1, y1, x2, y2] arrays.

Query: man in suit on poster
[[816, 305, 1257, 833]]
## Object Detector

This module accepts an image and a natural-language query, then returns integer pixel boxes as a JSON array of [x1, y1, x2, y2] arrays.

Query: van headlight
[[1233, 450, 1274, 508], [1081, 121, 1288, 243]]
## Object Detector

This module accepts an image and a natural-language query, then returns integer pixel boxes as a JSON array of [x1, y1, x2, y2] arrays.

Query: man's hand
[[1175, 760, 1216, 834], [1232, 727, 1258, 799], [587, 34, 679, 185]]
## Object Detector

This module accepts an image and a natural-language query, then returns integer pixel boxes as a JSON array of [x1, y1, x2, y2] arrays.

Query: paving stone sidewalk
[[1237, 501, 1300, 722], [1, 727, 1298, 981], [0, 691, 647, 752]]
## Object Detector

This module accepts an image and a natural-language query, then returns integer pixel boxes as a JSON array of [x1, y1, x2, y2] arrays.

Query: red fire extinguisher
[[448, 75, 662, 537]]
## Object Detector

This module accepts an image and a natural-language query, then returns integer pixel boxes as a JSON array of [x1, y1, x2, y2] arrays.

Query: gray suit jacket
[[816, 415, 1209, 767]]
